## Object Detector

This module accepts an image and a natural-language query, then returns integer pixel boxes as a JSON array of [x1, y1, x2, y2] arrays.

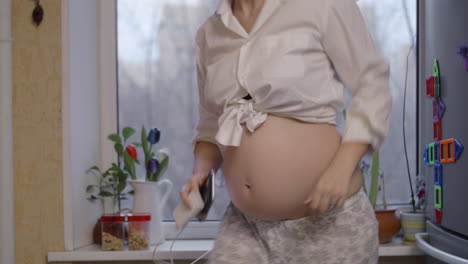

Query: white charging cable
[[152, 227, 211, 264]]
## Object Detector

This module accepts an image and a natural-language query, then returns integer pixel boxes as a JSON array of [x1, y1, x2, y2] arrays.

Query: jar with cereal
[[100, 214, 125, 251], [127, 214, 151, 250]]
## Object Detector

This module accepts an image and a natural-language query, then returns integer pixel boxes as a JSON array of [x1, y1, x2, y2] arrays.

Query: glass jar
[[100, 214, 125, 251], [127, 214, 151, 250]]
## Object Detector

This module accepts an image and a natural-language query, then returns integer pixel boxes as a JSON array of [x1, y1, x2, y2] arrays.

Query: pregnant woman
[[181, 0, 392, 263]]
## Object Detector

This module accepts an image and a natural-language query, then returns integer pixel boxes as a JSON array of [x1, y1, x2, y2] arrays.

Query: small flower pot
[[398, 209, 426, 242], [375, 208, 401, 243]]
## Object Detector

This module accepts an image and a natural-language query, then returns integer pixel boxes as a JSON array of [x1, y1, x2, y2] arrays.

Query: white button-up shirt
[[193, 0, 392, 152]]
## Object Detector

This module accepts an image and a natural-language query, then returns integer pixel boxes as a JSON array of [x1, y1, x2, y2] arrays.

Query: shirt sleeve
[[191, 29, 221, 153], [321, 0, 392, 151]]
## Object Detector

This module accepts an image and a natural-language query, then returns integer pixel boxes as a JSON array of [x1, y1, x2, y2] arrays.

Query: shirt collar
[[215, 0, 286, 16], [215, 0, 286, 38], [215, 0, 232, 15]]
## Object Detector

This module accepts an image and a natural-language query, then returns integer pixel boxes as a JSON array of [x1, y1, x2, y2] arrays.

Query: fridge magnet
[[433, 59, 441, 97], [434, 185, 442, 209], [440, 138, 457, 164], [439, 138, 464, 163], [434, 164, 442, 185], [429, 142, 436, 166], [424, 146, 429, 166], [435, 209, 442, 225], [426, 76, 435, 97], [433, 119, 442, 141], [434, 141, 440, 164], [457, 44, 468, 71], [432, 98, 446, 121], [454, 138, 464, 160]]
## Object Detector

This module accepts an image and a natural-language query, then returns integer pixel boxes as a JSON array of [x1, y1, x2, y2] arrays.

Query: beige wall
[[12, 0, 65, 263]]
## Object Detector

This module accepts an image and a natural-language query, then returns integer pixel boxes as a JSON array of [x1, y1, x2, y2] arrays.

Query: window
[[355, 0, 417, 205], [116, 0, 417, 227], [117, 0, 230, 223]]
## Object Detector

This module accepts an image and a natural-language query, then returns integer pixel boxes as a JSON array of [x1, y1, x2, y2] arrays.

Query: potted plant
[[360, 152, 401, 244], [85, 126, 137, 244], [397, 168, 426, 243], [109, 126, 173, 245]]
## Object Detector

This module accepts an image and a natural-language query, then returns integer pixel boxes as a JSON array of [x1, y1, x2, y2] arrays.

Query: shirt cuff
[[191, 136, 225, 155], [342, 113, 384, 152]]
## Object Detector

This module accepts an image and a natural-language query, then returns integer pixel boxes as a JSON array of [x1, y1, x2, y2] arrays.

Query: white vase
[[129, 179, 173, 245]]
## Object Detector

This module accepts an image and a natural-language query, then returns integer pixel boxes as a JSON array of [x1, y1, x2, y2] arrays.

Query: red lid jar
[[127, 214, 151, 250], [100, 214, 126, 251]]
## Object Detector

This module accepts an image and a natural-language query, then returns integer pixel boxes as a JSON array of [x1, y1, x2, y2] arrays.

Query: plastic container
[[127, 214, 151, 250], [101, 214, 125, 251]]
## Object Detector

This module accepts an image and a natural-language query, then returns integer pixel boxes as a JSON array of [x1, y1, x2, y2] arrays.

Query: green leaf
[[122, 127, 136, 141], [117, 180, 126, 193], [110, 163, 120, 172], [123, 151, 136, 180], [117, 170, 128, 188], [108, 133, 122, 143], [86, 185, 98, 193], [86, 166, 102, 175], [114, 143, 124, 156], [369, 152, 380, 209], [99, 191, 113, 197], [141, 126, 149, 153], [87, 195, 98, 201], [128, 190, 135, 195], [132, 142, 143, 148]]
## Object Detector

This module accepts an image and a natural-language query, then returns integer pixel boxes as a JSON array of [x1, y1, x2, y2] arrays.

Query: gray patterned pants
[[208, 189, 379, 264]]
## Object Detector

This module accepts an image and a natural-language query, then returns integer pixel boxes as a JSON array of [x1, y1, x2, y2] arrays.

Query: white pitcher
[[129, 179, 173, 245]]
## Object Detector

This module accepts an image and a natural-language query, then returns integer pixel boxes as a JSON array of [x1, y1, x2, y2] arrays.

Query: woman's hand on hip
[[304, 162, 351, 213], [303, 142, 369, 214]]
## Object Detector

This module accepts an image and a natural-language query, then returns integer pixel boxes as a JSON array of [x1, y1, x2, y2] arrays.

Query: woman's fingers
[[179, 185, 192, 209], [305, 191, 347, 213], [336, 197, 346, 209], [319, 194, 331, 213], [180, 178, 200, 209], [308, 192, 322, 213]]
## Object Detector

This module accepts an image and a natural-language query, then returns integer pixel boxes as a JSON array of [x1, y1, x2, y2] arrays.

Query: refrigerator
[[418, 0, 468, 263]]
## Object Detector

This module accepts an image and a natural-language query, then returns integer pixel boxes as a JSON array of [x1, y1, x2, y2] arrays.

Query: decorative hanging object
[[32, 0, 44, 27]]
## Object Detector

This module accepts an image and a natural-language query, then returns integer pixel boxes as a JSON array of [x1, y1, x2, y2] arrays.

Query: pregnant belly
[[222, 114, 360, 221]]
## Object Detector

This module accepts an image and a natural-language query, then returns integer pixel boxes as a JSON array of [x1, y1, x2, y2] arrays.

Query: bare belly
[[222, 114, 363, 221]]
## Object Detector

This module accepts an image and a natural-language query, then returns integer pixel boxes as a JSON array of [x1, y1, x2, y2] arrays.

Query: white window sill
[[48, 238, 423, 262]]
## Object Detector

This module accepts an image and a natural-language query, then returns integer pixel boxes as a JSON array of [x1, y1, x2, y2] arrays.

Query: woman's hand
[[304, 142, 370, 213], [179, 173, 208, 209], [304, 162, 351, 213]]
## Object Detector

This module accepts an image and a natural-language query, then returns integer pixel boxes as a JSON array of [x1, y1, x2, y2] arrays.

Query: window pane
[[117, 0, 230, 221], [117, 0, 417, 221], [355, 0, 417, 205]]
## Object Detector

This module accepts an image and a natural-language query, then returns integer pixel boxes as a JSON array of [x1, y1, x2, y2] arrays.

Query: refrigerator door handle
[[416, 233, 468, 264]]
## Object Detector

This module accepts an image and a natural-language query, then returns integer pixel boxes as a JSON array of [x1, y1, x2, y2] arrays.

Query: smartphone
[[196, 169, 215, 221]]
